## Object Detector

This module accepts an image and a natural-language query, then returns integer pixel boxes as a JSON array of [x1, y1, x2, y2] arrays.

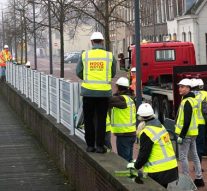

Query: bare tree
[[36, 0, 83, 77], [71, 0, 134, 51]]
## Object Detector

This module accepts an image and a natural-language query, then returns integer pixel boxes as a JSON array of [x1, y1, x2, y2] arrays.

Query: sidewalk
[[0, 93, 72, 191]]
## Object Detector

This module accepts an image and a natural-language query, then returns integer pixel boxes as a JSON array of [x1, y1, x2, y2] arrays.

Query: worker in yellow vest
[[128, 103, 178, 188], [76, 32, 116, 153], [175, 78, 204, 187], [109, 77, 136, 162], [105, 112, 112, 150], [191, 78, 207, 170], [0, 45, 12, 81]]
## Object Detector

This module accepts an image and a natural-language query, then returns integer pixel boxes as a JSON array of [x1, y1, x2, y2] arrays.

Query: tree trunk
[[60, 25, 64, 78], [104, 0, 110, 51]]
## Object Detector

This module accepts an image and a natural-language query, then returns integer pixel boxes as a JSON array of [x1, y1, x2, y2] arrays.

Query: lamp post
[[17, 8, 27, 64], [134, 0, 142, 108], [48, 0, 53, 74], [27, 0, 37, 69], [14, 0, 18, 62], [32, 0, 37, 69], [2, 11, 5, 46]]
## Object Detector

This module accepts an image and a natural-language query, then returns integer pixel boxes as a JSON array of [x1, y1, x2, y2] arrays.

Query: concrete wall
[[0, 82, 166, 191]]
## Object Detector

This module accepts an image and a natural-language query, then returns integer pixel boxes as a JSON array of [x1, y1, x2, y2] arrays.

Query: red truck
[[130, 41, 207, 122]]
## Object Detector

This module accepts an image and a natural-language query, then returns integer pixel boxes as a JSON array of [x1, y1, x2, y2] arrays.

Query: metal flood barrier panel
[[6, 62, 78, 136]]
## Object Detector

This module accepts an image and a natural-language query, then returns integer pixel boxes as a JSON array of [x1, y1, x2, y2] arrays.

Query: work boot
[[86, 146, 96, 153], [194, 178, 205, 187], [96, 146, 107, 154]]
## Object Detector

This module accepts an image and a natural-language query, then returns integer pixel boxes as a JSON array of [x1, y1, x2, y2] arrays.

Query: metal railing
[[6, 62, 83, 137]]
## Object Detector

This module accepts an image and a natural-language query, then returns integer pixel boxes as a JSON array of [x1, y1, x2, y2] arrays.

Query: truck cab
[[129, 41, 205, 122], [131, 41, 196, 85]]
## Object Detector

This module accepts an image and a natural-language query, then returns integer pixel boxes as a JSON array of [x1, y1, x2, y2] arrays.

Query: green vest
[[111, 95, 136, 134], [81, 49, 113, 91], [106, 113, 111, 132], [139, 125, 177, 173], [175, 97, 198, 136], [195, 90, 207, 125]]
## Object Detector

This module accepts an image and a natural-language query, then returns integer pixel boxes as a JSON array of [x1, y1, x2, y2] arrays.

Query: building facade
[[168, 0, 207, 65], [110, 0, 207, 65]]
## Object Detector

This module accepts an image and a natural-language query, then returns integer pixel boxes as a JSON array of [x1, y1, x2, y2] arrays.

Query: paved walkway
[[0, 93, 72, 191]]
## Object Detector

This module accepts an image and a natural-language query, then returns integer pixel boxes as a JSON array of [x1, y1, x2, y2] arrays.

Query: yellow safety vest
[[111, 95, 136, 134], [195, 91, 207, 125], [106, 113, 111, 132], [175, 97, 198, 136], [139, 125, 177, 173], [81, 49, 113, 91]]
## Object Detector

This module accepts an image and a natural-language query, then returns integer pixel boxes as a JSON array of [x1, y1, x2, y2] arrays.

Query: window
[[155, 49, 175, 61], [182, 32, 186, 41], [188, 31, 192, 42]]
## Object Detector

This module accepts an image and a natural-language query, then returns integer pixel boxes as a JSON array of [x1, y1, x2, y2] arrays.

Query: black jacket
[[134, 118, 178, 186]]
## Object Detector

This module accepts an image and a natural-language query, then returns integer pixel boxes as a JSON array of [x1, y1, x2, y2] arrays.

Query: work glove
[[127, 162, 135, 169], [177, 137, 183, 144]]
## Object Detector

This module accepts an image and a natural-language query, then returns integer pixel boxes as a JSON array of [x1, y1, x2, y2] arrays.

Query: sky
[[0, 0, 8, 8]]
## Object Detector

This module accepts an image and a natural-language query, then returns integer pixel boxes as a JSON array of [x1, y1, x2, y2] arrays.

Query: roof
[[140, 41, 194, 48], [185, 0, 205, 15]]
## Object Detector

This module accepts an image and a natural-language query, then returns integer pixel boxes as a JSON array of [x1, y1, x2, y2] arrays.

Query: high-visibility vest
[[111, 95, 136, 133], [106, 113, 111, 132], [139, 125, 177, 173], [81, 49, 113, 91], [0, 50, 12, 67], [175, 97, 198, 136], [195, 90, 207, 125]]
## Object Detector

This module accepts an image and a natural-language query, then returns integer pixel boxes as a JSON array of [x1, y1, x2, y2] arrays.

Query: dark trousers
[[105, 131, 112, 149], [83, 97, 109, 148], [116, 135, 136, 162], [196, 124, 206, 162]]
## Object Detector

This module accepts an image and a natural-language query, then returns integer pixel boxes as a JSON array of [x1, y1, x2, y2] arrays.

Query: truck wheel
[[152, 96, 160, 120], [162, 99, 170, 122]]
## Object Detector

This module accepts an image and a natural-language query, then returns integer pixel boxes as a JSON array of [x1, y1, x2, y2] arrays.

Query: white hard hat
[[197, 79, 204, 86], [137, 103, 154, 117], [90, 32, 104, 40], [4, 44, 9, 49], [116, 77, 129, 87], [191, 78, 198, 88], [25, 61, 30, 66], [178, 78, 192, 87], [131, 67, 136, 72]]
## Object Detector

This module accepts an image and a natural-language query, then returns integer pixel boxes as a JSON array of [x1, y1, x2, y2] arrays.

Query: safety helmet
[[191, 78, 198, 88], [137, 103, 154, 117], [178, 78, 192, 87], [197, 79, 204, 86], [25, 61, 30, 66], [90, 32, 104, 40], [4, 44, 9, 49], [116, 77, 129, 87], [131, 67, 136, 72]]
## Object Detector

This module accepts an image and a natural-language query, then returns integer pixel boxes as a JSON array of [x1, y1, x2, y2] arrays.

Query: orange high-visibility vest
[[0, 50, 12, 67]]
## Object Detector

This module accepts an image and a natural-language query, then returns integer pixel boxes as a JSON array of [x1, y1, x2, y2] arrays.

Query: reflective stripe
[[196, 92, 206, 123], [112, 122, 136, 127], [144, 126, 176, 167], [111, 95, 136, 133], [83, 51, 111, 84], [175, 97, 198, 135], [145, 156, 176, 167], [111, 96, 135, 127]]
